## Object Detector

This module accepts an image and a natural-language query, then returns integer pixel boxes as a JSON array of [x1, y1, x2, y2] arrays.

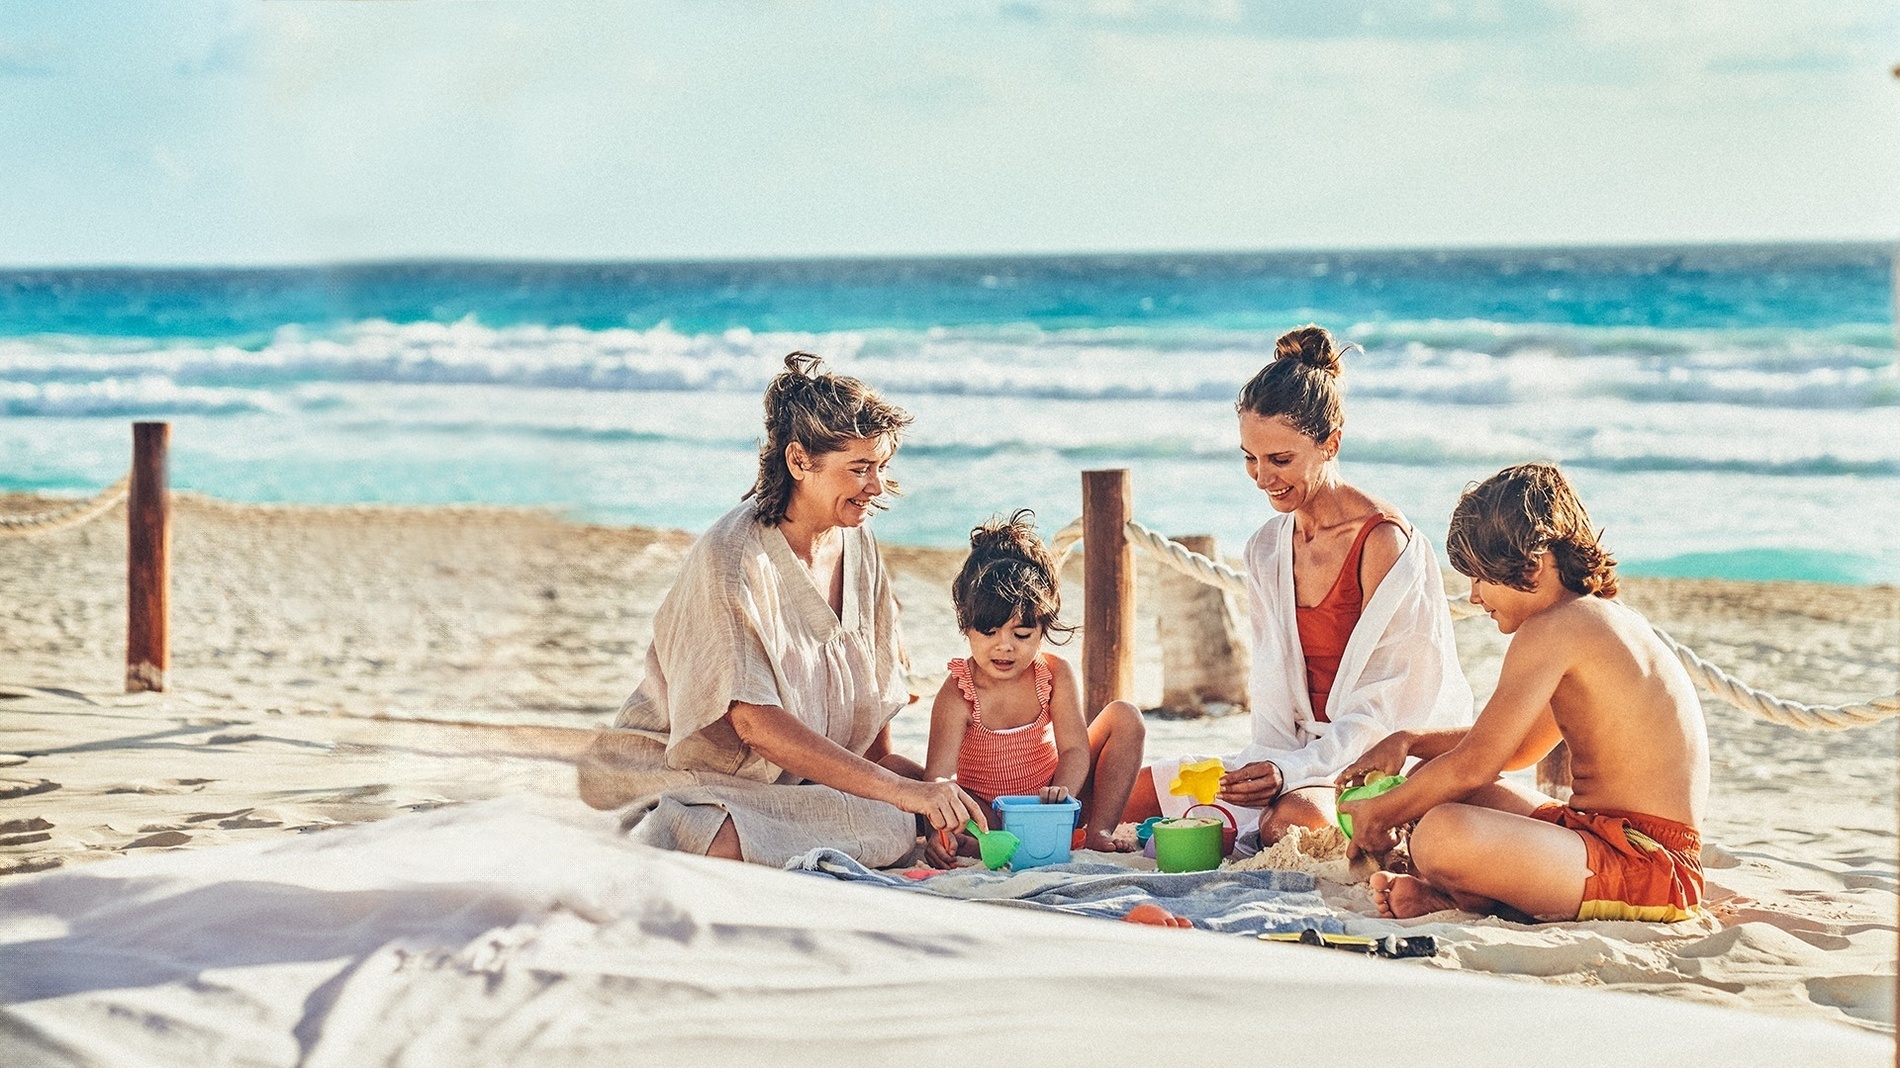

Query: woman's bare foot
[[1370, 871, 1458, 918], [1083, 828, 1134, 853]]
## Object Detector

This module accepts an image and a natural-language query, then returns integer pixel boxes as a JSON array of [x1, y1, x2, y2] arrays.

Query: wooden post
[[1157, 534, 1249, 717], [1081, 469, 1134, 719], [126, 422, 170, 692]]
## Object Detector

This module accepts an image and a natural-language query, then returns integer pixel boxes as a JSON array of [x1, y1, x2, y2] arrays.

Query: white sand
[[1, 495, 1895, 1061]]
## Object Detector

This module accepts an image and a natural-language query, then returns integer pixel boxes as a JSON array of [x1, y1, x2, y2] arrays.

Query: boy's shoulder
[[1520, 594, 1646, 653]]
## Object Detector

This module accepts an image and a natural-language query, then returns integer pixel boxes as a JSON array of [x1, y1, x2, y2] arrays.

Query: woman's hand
[[1216, 761, 1283, 807], [1039, 785, 1072, 804], [892, 777, 987, 834], [1335, 731, 1414, 791]]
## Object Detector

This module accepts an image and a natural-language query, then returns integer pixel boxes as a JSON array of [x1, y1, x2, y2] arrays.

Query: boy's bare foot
[[1082, 828, 1134, 853], [1369, 871, 1458, 919]]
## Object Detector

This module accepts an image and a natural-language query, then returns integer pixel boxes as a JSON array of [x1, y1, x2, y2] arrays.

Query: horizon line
[[3, 236, 1894, 275]]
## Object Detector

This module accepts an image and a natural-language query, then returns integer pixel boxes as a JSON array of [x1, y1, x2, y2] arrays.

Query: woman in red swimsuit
[[1125, 325, 1473, 848]]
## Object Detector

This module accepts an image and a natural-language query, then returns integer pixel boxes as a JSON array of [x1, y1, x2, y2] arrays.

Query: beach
[[2, 493, 1894, 1058]]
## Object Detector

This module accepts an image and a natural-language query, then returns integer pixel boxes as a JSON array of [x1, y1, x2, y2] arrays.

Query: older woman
[[578, 353, 985, 866], [1126, 325, 1472, 847]]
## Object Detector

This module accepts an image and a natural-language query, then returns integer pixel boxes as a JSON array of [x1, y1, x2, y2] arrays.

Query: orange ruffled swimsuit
[[1532, 804, 1706, 922], [948, 656, 1060, 802]]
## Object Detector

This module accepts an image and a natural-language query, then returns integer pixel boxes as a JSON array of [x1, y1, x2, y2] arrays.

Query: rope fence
[[0, 475, 130, 538], [1053, 515, 1900, 732]]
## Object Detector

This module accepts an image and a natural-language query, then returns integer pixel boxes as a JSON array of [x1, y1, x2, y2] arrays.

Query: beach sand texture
[[2, 495, 1896, 1054]]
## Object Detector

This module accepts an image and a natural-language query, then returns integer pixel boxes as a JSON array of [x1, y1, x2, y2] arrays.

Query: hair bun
[[968, 508, 1042, 562], [1273, 324, 1343, 377]]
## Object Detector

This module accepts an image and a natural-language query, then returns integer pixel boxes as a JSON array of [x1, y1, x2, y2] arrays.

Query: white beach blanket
[[0, 798, 1881, 1067]]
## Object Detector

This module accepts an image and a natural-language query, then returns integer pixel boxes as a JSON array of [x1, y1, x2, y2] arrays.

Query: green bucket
[[1336, 774, 1406, 838], [1151, 816, 1224, 873]]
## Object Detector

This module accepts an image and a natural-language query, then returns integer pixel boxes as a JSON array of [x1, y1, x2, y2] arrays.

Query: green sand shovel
[[1336, 774, 1406, 838], [966, 819, 1021, 870]]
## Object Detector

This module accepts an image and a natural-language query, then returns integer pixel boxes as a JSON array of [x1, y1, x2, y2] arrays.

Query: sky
[[0, 0, 1895, 267]]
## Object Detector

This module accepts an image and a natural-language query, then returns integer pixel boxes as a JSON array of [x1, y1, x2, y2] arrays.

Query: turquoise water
[[1621, 549, 1882, 585], [2, 244, 1895, 584]]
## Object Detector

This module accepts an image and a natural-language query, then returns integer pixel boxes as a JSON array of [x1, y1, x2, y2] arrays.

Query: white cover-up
[[1151, 512, 1473, 825], [602, 502, 916, 866]]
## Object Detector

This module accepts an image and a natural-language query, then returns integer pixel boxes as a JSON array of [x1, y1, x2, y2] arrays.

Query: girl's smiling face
[[1239, 411, 1339, 513], [964, 611, 1045, 684]]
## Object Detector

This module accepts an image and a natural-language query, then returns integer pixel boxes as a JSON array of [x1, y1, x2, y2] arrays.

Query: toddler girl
[[923, 510, 1145, 867]]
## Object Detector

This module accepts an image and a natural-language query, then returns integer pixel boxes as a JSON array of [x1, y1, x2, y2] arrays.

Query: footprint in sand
[[0, 856, 64, 876], [183, 807, 284, 830], [122, 830, 193, 849], [0, 778, 59, 801], [103, 778, 217, 795], [0, 816, 54, 847], [1804, 975, 1894, 1027]]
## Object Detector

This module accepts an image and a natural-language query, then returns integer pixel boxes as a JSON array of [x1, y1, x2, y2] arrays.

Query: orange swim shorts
[[1531, 804, 1705, 922]]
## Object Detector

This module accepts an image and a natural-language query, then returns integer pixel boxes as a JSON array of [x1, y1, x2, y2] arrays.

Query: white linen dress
[[606, 503, 916, 866]]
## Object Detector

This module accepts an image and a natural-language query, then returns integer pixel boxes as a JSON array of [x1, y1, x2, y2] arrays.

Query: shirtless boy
[[1335, 463, 1710, 922]]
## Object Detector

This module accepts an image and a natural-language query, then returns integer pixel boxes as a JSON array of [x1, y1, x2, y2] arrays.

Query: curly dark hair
[[1446, 462, 1619, 598], [744, 352, 914, 526], [1235, 324, 1359, 442], [951, 509, 1076, 642]]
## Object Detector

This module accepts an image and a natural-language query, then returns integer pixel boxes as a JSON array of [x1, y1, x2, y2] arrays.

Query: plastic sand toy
[[1336, 774, 1406, 838], [1168, 758, 1225, 806], [993, 794, 1081, 869], [965, 819, 1021, 870], [1150, 816, 1224, 872], [1183, 803, 1239, 856], [1259, 928, 1438, 959], [1121, 903, 1193, 928]]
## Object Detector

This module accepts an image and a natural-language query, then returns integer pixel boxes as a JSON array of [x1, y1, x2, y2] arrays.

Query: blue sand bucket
[[993, 795, 1082, 869]]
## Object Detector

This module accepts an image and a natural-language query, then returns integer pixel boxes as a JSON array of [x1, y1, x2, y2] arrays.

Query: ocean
[[2, 244, 1895, 584]]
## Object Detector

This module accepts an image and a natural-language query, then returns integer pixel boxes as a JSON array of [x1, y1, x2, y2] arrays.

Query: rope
[[1051, 517, 1085, 568], [1060, 514, 1900, 731], [1649, 626, 1900, 731], [1125, 519, 1248, 596], [0, 476, 131, 538]]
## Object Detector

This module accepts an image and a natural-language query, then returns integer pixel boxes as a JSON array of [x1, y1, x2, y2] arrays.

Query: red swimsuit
[[1294, 514, 1398, 723]]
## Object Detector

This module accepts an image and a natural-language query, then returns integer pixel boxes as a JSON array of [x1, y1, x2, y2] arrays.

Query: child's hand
[[923, 827, 968, 869], [1342, 793, 1403, 861], [1039, 785, 1072, 804], [1336, 732, 1414, 792]]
